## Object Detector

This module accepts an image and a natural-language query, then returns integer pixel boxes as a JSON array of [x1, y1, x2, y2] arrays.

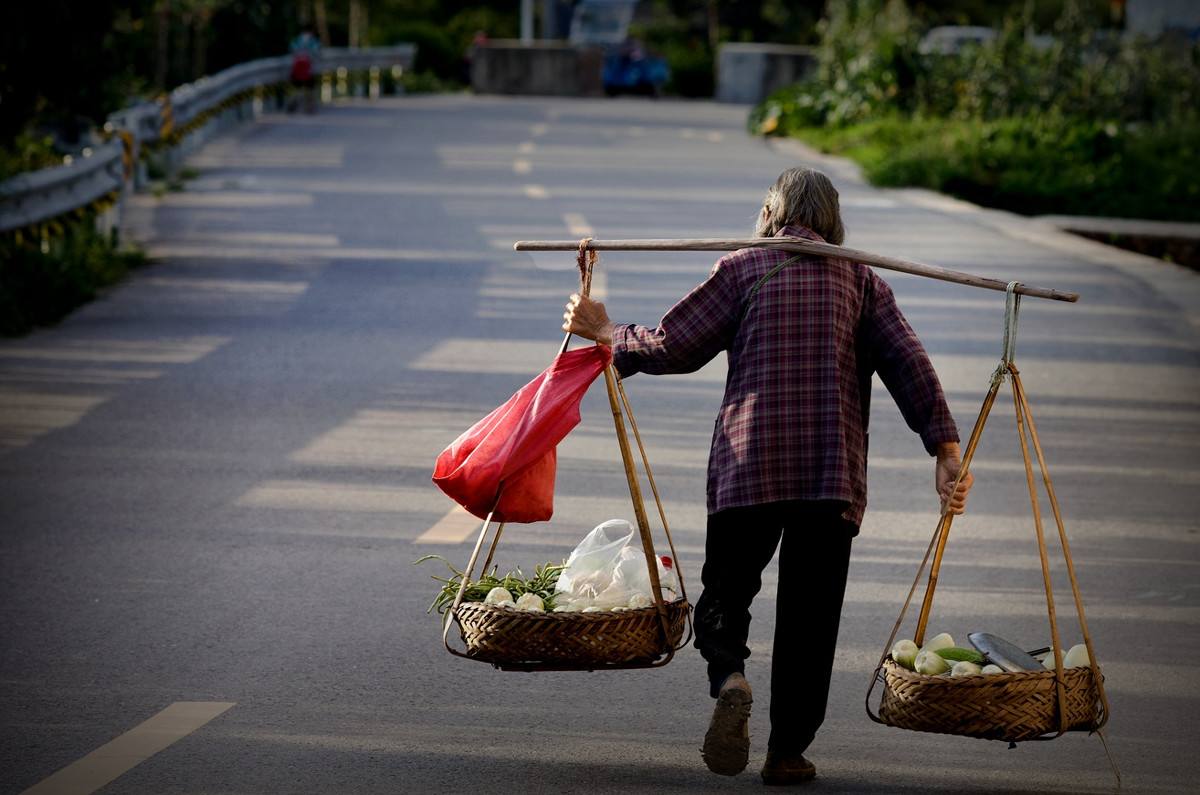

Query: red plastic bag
[[432, 345, 612, 523]]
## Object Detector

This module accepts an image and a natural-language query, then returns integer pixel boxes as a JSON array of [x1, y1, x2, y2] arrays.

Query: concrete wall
[[717, 43, 817, 105], [471, 40, 604, 97]]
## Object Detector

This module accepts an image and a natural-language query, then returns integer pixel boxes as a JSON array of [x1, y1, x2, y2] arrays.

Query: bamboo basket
[[876, 659, 1102, 742], [453, 598, 689, 670], [867, 284, 1109, 744]]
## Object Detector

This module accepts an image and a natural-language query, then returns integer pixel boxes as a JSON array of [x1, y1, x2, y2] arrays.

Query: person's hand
[[563, 294, 615, 345], [935, 442, 974, 515]]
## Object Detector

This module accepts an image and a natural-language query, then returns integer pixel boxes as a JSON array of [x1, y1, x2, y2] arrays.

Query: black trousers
[[694, 500, 856, 755]]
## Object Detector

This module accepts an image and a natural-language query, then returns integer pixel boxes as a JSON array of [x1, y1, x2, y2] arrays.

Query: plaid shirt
[[612, 225, 959, 525]]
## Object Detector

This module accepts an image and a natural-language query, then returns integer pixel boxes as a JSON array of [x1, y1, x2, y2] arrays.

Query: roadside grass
[[1, 220, 146, 337], [783, 115, 1200, 223]]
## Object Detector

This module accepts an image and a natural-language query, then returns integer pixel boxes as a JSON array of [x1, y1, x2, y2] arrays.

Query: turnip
[[628, 593, 652, 609], [1063, 644, 1090, 668], [515, 592, 545, 612], [484, 586, 514, 605], [891, 639, 919, 670], [914, 649, 951, 675], [920, 632, 955, 654], [951, 661, 983, 677]]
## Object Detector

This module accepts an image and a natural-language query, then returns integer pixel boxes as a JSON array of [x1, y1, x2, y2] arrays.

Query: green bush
[[377, 21, 462, 80], [0, 131, 61, 181], [794, 115, 1200, 222], [663, 42, 714, 98], [749, 0, 1200, 221], [0, 219, 145, 337]]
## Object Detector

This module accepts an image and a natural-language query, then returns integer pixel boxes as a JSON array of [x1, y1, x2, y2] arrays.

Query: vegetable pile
[[890, 631, 1092, 677], [416, 555, 565, 615], [416, 552, 674, 616]]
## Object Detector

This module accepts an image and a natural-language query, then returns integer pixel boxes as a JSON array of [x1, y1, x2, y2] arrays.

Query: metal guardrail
[[0, 45, 415, 235]]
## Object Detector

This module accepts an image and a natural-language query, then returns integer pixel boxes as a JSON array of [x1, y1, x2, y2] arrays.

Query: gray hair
[[754, 167, 845, 245]]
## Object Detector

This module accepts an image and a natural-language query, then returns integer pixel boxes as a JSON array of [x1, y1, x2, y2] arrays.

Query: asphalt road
[[2, 94, 1199, 794]]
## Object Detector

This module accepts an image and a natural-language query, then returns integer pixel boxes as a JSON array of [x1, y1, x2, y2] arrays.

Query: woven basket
[[453, 598, 689, 670], [877, 658, 1103, 742]]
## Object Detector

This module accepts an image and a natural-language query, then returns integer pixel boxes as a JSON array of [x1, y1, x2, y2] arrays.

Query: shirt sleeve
[[612, 257, 740, 379], [862, 273, 959, 454]]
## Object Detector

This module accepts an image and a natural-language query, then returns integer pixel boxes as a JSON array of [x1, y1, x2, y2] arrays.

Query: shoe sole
[[701, 688, 752, 776]]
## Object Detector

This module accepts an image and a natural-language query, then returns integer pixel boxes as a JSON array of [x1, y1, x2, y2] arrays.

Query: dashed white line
[[530, 123, 548, 137], [415, 505, 484, 544], [523, 184, 549, 199], [517, 141, 535, 154], [562, 212, 594, 237], [561, 213, 608, 299], [22, 702, 235, 795], [512, 159, 532, 175]]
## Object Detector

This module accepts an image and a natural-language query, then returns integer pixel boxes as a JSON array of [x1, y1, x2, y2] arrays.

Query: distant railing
[[0, 45, 415, 236]]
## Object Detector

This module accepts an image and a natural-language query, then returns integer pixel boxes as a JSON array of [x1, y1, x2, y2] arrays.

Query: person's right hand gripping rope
[[935, 442, 974, 516]]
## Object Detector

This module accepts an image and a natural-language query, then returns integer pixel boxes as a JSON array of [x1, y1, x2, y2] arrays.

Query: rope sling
[[441, 240, 693, 671], [864, 283, 1118, 783]]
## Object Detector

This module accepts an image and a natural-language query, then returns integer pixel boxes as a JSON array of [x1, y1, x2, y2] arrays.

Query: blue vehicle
[[569, 0, 669, 96]]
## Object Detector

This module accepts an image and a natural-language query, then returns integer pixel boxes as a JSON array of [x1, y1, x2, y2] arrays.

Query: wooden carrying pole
[[513, 237, 1079, 303]]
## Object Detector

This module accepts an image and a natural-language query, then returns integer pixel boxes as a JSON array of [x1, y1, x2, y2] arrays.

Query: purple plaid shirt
[[612, 225, 959, 525]]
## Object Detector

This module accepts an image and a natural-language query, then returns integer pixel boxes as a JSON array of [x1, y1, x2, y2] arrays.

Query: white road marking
[[517, 141, 535, 154], [138, 277, 309, 297], [129, 192, 314, 208], [0, 390, 108, 451], [512, 159, 532, 175], [415, 505, 484, 544], [184, 231, 339, 247], [562, 213, 593, 237], [531, 123, 548, 137], [706, 131, 723, 143], [523, 184, 549, 199], [22, 702, 235, 795], [0, 337, 230, 365], [560, 213, 607, 299], [237, 479, 426, 513]]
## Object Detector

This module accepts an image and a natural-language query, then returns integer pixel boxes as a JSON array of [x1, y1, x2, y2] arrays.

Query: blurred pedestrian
[[562, 167, 973, 785], [289, 28, 321, 113]]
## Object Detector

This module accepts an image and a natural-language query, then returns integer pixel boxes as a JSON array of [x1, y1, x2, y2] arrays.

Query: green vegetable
[[891, 639, 919, 670], [414, 555, 565, 616], [914, 649, 950, 675], [934, 647, 985, 665]]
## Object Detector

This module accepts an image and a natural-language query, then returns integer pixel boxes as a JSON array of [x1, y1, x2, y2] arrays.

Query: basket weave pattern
[[454, 599, 689, 668], [877, 658, 1102, 742]]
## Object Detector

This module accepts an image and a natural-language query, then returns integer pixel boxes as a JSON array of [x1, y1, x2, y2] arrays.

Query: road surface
[[2, 94, 1199, 793]]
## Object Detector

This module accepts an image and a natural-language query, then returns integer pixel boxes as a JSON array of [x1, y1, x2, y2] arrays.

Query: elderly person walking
[[562, 167, 973, 785]]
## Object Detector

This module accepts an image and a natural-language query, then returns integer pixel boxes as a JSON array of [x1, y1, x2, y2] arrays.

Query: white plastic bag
[[555, 519, 677, 610]]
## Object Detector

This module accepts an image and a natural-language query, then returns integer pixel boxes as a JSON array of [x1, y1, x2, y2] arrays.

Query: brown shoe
[[702, 673, 752, 776], [761, 750, 816, 785]]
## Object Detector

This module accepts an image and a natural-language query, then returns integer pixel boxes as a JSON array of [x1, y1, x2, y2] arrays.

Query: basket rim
[[881, 656, 1100, 686], [454, 596, 689, 623]]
